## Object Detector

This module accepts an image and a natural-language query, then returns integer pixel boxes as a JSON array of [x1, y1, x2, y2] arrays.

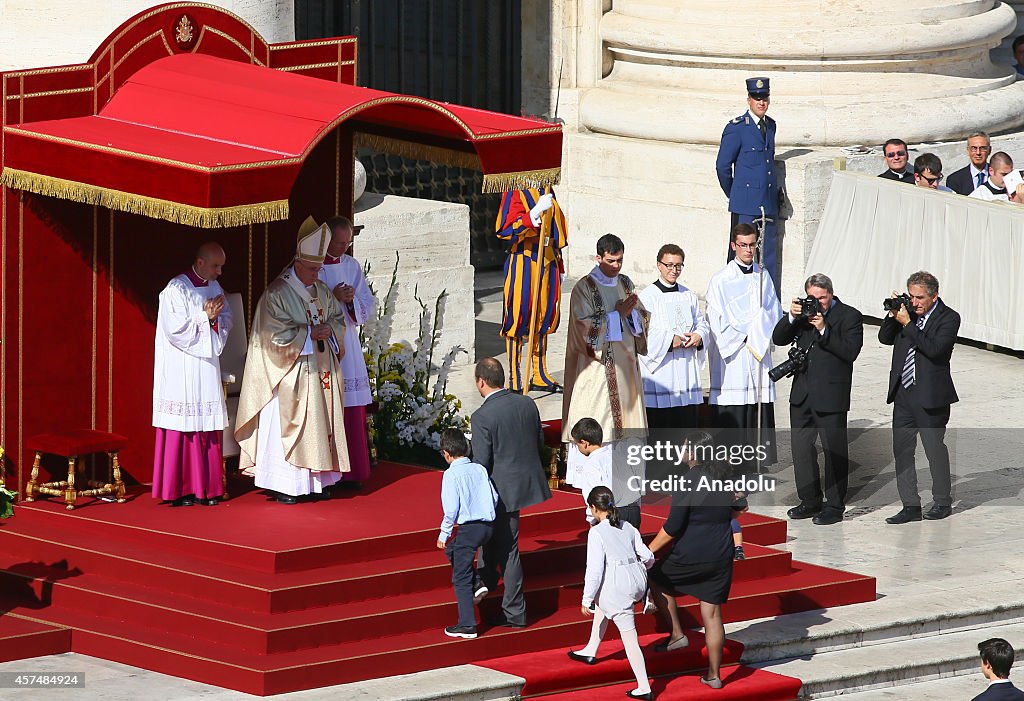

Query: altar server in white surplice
[[235, 217, 350, 504], [319, 216, 375, 488], [152, 243, 233, 507], [638, 244, 710, 432], [706, 223, 782, 469]]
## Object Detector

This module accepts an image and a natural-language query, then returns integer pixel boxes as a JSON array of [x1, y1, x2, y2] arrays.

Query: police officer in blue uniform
[[715, 77, 781, 294]]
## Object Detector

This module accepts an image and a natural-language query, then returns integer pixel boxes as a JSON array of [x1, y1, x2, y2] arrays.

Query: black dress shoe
[[198, 497, 220, 506], [488, 617, 526, 628], [885, 506, 922, 524], [812, 509, 844, 526], [276, 494, 298, 505], [924, 504, 952, 520], [626, 691, 653, 700], [787, 503, 821, 520], [567, 650, 597, 665], [528, 382, 564, 394], [171, 495, 196, 507]]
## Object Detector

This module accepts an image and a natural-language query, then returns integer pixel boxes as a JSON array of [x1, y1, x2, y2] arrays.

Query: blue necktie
[[977, 172, 986, 187]]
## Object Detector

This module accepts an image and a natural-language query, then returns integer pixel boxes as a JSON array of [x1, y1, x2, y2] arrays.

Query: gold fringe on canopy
[[0, 167, 290, 228], [353, 132, 561, 194], [482, 167, 561, 194], [354, 132, 482, 171]]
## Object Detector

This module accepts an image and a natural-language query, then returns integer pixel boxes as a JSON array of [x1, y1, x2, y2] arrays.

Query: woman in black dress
[[647, 431, 746, 690]]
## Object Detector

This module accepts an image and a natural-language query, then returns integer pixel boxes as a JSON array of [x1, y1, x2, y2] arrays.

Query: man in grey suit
[[471, 357, 552, 627]]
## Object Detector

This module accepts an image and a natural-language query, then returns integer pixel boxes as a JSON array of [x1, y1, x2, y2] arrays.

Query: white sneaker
[[473, 586, 489, 605]]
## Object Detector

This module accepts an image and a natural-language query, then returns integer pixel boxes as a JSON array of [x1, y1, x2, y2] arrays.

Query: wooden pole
[[524, 187, 553, 391]]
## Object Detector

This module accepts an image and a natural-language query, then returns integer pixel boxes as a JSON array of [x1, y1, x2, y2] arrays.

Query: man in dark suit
[[715, 76, 782, 293], [877, 138, 914, 183], [471, 357, 552, 627], [879, 271, 959, 524], [946, 132, 992, 195], [973, 638, 1024, 700], [773, 274, 863, 525]]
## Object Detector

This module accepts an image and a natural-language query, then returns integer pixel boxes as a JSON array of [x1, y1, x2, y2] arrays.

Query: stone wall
[[0, 0, 293, 70], [353, 193, 475, 365], [530, 1, 1024, 301]]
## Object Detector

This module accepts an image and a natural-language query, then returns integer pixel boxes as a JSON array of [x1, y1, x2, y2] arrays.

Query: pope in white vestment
[[235, 218, 351, 503], [319, 217, 374, 484], [152, 244, 232, 505], [705, 226, 783, 468], [638, 246, 710, 431]]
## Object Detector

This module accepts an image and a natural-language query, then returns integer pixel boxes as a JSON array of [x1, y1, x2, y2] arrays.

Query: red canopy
[[1, 53, 562, 227]]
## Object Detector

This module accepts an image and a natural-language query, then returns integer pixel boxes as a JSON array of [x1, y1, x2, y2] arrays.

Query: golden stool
[[25, 430, 128, 510]]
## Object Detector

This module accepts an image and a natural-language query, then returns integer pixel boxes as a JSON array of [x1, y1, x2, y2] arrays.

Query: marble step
[[751, 621, 1024, 698], [726, 578, 1024, 663], [831, 669, 1024, 701], [295, 664, 525, 701]]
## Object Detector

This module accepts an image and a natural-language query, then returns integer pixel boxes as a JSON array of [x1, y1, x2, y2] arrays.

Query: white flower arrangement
[[361, 254, 468, 463]]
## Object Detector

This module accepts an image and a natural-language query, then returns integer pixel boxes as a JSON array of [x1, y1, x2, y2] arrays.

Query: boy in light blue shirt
[[437, 428, 498, 639]]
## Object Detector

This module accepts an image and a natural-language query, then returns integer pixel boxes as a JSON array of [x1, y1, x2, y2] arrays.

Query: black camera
[[769, 345, 810, 382], [798, 295, 823, 318], [882, 293, 912, 313]]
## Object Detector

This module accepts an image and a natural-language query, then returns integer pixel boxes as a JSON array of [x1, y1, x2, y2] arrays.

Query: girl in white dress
[[569, 486, 656, 700]]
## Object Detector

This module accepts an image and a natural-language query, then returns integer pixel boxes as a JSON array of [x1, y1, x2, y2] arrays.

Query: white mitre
[[295, 216, 330, 264]]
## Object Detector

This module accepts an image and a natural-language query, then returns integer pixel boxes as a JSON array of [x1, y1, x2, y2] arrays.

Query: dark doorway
[[296, 0, 523, 268]]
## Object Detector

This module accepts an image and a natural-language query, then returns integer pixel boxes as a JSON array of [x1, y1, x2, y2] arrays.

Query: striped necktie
[[900, 316, 927, 389]]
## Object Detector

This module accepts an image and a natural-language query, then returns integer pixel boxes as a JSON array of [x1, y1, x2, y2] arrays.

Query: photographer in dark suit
[[879, 271, 959, 524], [471, 357, 552, 627], [772, 274, 863, 525], [972, 638, 1024, 700]]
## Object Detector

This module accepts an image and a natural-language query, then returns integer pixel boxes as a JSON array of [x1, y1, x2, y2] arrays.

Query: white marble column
[[581, 0, 1024, 146], [0, 0, 294, 71], [552, 1, 1024, 304]]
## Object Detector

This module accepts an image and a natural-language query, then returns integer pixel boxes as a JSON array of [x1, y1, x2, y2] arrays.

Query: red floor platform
[[0, 461, 874, 696]]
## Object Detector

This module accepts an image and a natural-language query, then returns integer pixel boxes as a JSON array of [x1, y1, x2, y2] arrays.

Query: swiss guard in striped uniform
[[495, 188, 569, 394]]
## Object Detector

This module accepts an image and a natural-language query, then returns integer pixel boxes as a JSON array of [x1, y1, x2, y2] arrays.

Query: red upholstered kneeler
[[25, 430, 128, 510]]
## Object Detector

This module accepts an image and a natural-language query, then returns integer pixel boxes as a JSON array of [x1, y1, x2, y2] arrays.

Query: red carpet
[[0, 615, 70, 663], [0, 461, 871, 696]]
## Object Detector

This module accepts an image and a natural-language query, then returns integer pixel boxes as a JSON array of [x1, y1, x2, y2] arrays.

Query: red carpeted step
[[481, 631, 744, 697], [532, 664, 801, 700], [0, 544, 787, 655], [0, 541, 867, 657], [0, 515, 795, 625], [0, 461, 868, 694], [0, 615, 71, 662], [12, 478, 585, 573]]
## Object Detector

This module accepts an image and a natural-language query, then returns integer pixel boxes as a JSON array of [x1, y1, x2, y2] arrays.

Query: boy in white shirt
[[566, 418, 613, 524]]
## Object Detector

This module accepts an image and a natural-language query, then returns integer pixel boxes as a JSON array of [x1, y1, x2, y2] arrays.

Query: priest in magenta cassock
[[705, 223, 783, 469], [151, 242, 233, 507], [235, 218, 350, 504], [319, 215, 374, 486]]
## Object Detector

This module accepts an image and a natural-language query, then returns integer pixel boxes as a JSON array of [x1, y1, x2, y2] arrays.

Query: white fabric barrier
[[806, 171, 1024, 350]]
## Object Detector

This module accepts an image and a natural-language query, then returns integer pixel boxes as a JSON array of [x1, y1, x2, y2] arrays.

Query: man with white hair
[[235, 218, 350, 504]]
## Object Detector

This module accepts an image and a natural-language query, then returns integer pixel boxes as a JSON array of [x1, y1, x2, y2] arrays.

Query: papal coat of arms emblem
[[174, 14, 196, 49]]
